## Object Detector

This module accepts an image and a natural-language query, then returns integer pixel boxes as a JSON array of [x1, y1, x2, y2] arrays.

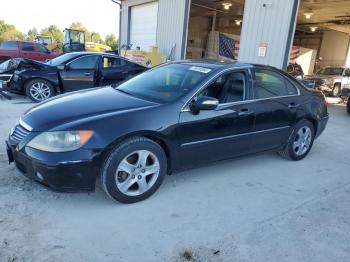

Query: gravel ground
[[0, 95, 349, 262]]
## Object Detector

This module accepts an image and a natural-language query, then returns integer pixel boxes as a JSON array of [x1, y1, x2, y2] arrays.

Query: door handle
[[288, 103, 298, 109], [238, 108, 254, 117], [84, 72, 91, 76]]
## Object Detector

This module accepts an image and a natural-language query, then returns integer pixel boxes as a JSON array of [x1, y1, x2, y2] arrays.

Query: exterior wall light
[[304, 12, 313, 19], [222, 2, 232, 10]]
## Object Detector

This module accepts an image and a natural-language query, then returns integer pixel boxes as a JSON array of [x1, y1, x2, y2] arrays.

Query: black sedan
[[6, 61, 329, 203], [2, 52, 147, 102]]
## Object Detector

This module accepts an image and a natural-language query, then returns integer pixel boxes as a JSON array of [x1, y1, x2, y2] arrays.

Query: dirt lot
[[0, 95, 349, 262]]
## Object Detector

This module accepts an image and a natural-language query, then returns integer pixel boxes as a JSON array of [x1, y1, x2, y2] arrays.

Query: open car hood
[[0, 58, 51, 74]]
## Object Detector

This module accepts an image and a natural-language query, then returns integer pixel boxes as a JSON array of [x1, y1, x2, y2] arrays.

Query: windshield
[[117, 64, 211, 103], [317, 67, 344, 76], [45, 53, 80, 66]]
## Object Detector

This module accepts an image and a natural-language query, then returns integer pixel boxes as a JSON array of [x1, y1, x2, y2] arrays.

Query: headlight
[[27, 131, 94, 152]]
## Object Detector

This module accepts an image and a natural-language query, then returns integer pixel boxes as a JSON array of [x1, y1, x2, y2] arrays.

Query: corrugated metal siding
[[120, 0, 189, 61], [238, 0, 299, 69], [157, 0, 189, 60]]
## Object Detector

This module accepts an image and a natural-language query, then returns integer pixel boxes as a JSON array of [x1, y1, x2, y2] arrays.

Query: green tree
[[40, 25, 63, 43], [27, 27, 38, 40], [105, 34, 118, 50], [90, 32, 104, 44], [0, 20, 25, 41]]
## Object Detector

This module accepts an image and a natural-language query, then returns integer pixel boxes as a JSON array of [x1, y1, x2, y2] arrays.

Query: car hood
[[0, 58, 51, 74], [21, 87, 158, 131]]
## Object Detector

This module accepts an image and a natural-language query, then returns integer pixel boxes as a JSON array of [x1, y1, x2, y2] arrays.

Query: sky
[[0, 0, 120, 38]]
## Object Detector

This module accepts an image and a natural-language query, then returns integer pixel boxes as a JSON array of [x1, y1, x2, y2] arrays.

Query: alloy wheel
[[30, 82, 51, 101], [116, 150, 160, 196], [293, 126, 312, 156]]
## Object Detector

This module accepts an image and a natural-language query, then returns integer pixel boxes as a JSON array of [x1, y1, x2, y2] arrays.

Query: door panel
[[252, 97, 297, 150], [60, 69, 96, 92], [100, 57, 127, 86], [20, 42, 37, 60], [251, 68, 299, 151], [177, 103, 255, 169], [60, 55, 99, 92]]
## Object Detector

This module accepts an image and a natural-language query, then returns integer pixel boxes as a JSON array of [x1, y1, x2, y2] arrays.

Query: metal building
[[119, 0, 350, 70]]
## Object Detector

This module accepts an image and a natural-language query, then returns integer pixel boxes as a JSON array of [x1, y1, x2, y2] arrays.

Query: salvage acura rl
[[6, 61, 329, 203]]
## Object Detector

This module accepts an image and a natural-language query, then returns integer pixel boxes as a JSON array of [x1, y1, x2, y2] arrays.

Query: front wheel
[[25, 79, 54, 103], [279, 120, 315, 161], [101, 137, 167, 203]]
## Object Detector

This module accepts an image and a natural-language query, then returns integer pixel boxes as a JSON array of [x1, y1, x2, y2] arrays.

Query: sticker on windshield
[[189, 66, 212, 74]]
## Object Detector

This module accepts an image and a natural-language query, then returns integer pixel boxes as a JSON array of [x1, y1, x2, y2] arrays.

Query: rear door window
[[102, 57, 126, 68], [254, 69, 298, 99], [0, 41, 17, 50], [35, 43, 49, 53], [21, 42, 34, 52]]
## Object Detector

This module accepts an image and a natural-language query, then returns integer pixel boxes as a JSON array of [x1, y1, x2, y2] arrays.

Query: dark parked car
[[305, 67, 350, 97], [6, 61, 329, 203], [0, 40, 59, 63], [1, 52, 147, 102]]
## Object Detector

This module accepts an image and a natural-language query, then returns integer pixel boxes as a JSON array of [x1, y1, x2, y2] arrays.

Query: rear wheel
[[25, 79, 54, 103], [101, 137, 167, 203], [332, 83, 341, 97], [279, 120, 315, 161]]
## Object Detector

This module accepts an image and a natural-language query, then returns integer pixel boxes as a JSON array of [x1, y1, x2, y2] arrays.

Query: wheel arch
[[101, 131, 173, 173], [24, 77, 59, 94]]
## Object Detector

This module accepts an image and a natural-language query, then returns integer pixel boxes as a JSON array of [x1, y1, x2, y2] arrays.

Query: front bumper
[[6, 139, 103, 192]]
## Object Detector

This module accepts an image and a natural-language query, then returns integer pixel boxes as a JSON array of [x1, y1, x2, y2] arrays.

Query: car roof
[[174, 59, 286, 72], [175, 59, 254, 70]]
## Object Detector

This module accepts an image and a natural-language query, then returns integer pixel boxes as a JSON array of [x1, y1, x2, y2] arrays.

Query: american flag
[[219, 33, 236, 60], [289, 46, 300, 64], [218, 32, 300, 63]]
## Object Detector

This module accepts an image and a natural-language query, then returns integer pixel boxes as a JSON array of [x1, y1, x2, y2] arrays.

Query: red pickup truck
[[0, 40, 59, 63]]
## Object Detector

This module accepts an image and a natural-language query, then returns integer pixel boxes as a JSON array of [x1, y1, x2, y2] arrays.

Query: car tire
[[332, 83, 341, 97], [347, 97, 350, 114], [279, 120, 315, 161], [101, 137, 167, 203], [25, 79, 54, 103]]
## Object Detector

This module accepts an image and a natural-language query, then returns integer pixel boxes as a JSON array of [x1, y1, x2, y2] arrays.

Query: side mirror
[[189, 96, 219, 114], [57, 64, 67, 71]]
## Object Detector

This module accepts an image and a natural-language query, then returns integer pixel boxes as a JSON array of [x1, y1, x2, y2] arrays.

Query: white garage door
[[130, 1, 158, 51]]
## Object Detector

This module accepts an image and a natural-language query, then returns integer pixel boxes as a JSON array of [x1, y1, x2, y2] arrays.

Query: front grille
[[10, 124, 30, 144]]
